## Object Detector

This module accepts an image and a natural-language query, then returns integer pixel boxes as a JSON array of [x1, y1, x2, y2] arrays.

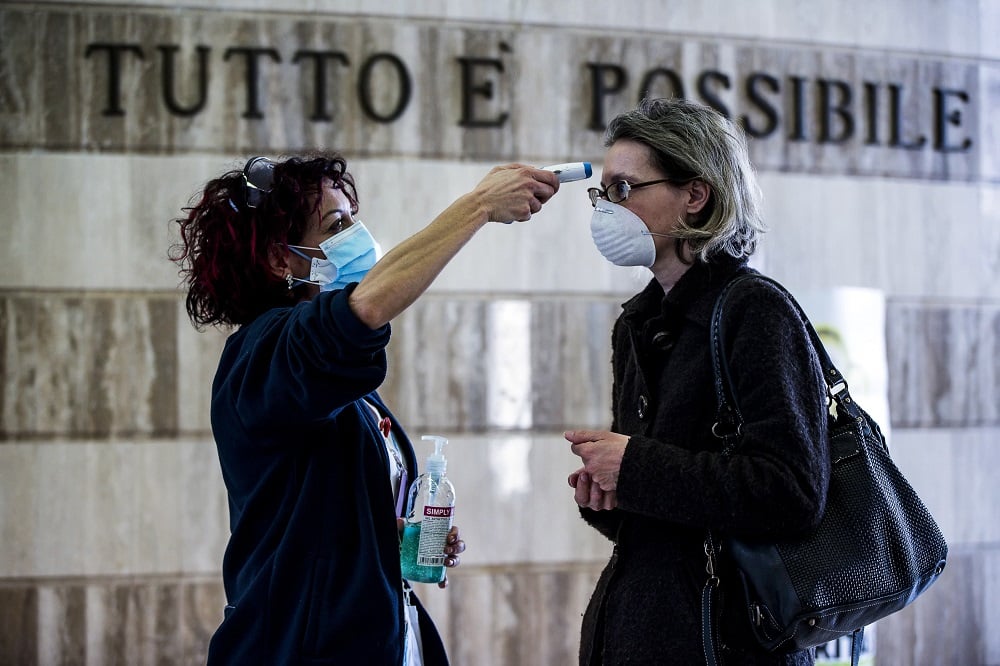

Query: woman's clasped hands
[[565, 429, 629, 511]]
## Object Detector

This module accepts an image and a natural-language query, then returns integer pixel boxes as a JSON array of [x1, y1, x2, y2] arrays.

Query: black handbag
[[701, 274, 948, 666]]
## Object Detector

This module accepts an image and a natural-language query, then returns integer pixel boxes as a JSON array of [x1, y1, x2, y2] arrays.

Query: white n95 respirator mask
[[589, 201, 657, 267]]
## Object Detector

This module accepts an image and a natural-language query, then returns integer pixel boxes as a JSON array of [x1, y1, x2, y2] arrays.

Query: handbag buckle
[[704, 538, 721, 584], [829, 379, 849, 400]]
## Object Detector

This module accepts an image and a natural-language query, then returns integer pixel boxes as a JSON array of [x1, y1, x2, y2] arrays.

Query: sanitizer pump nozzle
[[423, 435, 448, 480]]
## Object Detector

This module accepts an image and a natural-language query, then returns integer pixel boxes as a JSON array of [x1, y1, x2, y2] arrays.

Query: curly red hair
[[170, 152, 358, 328]]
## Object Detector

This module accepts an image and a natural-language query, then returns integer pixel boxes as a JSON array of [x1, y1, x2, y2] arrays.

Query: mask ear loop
[[282, 244, 325, 287]]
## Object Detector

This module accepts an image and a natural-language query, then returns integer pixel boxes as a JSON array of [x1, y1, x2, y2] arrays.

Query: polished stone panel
[[37, 585, 86, 665], [0, 152, 242, 291], [383, 297, 620, 433], [175, 304, 228, 435], [0, 294, 177, 439], [0, 7, 985, 180], [875, 427, 1000, 662], [886, 302, 1000, 428], [0, 567, 603, 666], [983, 64, 1000, 179], [0, 577, 224, 666], [0, 439, 228, 578], [5, 291, 1000, 439], [2, 1, 999, 664], [0, 585, 37, 665], [0, 550, 986, 666], [7, 157, 999, 303], [411, 563, 604, 666], [0, 432, 611, 578], [0, 153, 619, 294], [3, 427, 992, 663], [417, 433, 616, 566], [759, 175, 1000, 302], [875, 548, 985, 666], [18, 0, 991, 60], [384, 298, 492, 431], [890, 428, 1000, 546]]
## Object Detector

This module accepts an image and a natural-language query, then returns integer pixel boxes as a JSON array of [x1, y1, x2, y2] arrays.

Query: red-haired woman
[[171, 153, 559, 666]]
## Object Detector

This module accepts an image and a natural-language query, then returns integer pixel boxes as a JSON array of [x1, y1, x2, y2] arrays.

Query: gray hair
[[604, 97, 766, 261]]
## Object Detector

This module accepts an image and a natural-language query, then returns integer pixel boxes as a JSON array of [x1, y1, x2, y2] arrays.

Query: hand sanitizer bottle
[[400, 435, 456, 584]]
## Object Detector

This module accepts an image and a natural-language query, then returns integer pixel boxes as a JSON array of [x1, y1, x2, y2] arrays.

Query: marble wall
[[2, 1, 999, 665]]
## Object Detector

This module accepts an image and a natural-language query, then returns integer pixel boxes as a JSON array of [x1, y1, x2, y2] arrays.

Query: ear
[[685, 180, 712, 215], [268, 244, 292, 281]]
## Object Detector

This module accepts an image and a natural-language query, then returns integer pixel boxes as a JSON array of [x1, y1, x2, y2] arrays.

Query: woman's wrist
[[445, 191, 492, 230]]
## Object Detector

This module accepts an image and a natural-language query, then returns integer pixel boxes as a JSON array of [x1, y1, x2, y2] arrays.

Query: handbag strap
[[851, 627, 865, 665], [709, 273, 862, 452]]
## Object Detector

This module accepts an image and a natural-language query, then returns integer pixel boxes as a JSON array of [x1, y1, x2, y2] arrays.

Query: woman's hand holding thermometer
[[502, 162, 592, 223]]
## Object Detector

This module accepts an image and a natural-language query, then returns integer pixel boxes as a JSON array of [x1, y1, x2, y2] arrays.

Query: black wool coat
[[579, 256, 831, 666]]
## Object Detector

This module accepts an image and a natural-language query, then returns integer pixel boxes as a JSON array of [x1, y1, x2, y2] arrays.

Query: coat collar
[[621, 254, 752, 330]]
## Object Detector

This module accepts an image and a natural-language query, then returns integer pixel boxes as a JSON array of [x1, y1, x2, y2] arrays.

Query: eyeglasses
[[242, 156, 275, 209], [587, 179, 675, 208]]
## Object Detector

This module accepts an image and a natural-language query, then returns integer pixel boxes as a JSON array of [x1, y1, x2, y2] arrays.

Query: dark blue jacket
[[206, 284, 448, 665]]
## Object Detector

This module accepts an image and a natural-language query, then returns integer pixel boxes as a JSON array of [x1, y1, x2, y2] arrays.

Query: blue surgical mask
[[288, 221, 382, 291]]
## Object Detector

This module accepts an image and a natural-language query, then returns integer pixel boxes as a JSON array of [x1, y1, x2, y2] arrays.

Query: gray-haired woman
[[567, 98, 829, 665]]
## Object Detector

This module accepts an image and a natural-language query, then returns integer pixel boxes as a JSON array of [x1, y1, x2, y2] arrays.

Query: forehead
[[315, 178, 353, 208], [603, 139, 658, 181], [302, 179, 354, 232]]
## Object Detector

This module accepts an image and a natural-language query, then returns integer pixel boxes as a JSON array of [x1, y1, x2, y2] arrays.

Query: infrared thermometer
[[501, 161, 593, 223], [543, 162, 593, 182]]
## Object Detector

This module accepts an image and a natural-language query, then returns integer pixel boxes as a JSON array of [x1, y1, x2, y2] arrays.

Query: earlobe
[[268, 244, 291, 280], [687, 180, 711, 215]]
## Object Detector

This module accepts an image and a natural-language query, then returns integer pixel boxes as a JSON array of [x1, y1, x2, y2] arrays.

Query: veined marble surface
[[0, 427, 994, 664], [2, 0, 999, 663]]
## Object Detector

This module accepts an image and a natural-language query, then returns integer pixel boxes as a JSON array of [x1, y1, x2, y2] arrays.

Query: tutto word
[[83, 43, 973, 152], [83, 42, 510, 127]]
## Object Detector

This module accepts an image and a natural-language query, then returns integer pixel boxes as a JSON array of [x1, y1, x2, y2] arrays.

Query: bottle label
[[416, 506, 454, 566]]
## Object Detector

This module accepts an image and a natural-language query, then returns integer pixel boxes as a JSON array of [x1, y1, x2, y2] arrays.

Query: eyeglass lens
[[587, 181, 634, 207]]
